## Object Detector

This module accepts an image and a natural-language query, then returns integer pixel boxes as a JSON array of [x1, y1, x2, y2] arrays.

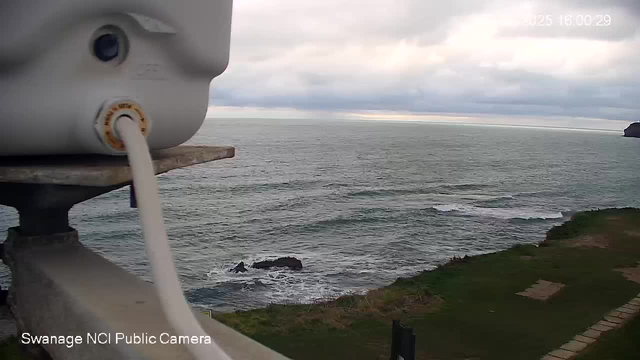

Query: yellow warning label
[[102, 101, 148, 151]]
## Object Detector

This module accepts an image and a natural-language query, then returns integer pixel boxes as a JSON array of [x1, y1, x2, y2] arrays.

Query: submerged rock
[[251, 257, 303, 270], [624, 122, 640, 138], [229, 261, 248, 273]]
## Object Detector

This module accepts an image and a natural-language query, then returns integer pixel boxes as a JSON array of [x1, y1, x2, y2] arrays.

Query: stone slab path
[[541, 293, 640, 359], [517, 280, 565, 301]]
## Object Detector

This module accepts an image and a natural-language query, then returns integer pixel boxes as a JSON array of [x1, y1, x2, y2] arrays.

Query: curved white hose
[[116, 117, 232, 360]]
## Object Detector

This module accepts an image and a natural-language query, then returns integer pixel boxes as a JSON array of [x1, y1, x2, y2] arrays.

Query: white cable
[[116, 117, 232, 360]]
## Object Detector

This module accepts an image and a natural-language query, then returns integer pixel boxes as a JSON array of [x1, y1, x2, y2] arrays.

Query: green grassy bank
[[215, 208, 640, 359], [2, 208, 640, 359]]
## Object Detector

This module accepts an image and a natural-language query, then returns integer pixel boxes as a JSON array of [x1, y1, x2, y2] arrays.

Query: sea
[[1, 118, 638, 313]]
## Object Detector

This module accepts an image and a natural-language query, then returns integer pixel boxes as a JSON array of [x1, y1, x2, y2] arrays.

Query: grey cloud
[[211, 0, 640, 122], [562, 0, 640, 14], [211, 85, 640, 121]]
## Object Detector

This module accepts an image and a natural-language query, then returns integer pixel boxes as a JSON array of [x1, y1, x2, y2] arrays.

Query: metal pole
[[390, 320, 401, 360]]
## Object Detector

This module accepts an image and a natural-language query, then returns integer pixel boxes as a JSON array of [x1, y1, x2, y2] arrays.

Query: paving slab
[[573, 335, 595, 344], [542, 355, 563, 360], [604, 316, 624, 324], [617, 311, 633, 319], [517, 280, 565, 301], [549, 349, 576, 359], [591, 324, 613, 332], [597, 320, 619, 328], [617, 307, 637, 314], [582, 329, 601, 339], [561, 340, 587, 352]]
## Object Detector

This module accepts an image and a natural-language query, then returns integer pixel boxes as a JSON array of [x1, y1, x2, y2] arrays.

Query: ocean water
[[1, 119, 638, 312]]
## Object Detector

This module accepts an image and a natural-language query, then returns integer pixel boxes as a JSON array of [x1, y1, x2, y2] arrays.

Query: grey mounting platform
[[0, 145, 235, 186], [0, 146, 235, 236], [0, 146, 290, 360]]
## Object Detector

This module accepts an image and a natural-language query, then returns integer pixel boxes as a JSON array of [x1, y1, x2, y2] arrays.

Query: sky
[[206, 0, 640, 129]]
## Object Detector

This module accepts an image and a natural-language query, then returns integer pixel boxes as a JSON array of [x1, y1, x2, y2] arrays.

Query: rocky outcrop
[[251, 257, 303, 270], [624, 122, 640, 138], [229, 261, 248, 273]]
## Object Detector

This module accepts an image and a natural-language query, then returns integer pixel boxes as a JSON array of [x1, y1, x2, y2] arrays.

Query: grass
[[0, 337, 23, 360], [2, 208, 640, 359], [214, 208, 640, 359]]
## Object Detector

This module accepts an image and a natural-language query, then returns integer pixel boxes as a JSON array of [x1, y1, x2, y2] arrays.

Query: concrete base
[[2, 228, 288, 360], [0, 306, 17, 344]]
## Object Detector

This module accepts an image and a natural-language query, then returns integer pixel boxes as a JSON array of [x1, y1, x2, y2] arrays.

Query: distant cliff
[[624, 122, 640, 138]]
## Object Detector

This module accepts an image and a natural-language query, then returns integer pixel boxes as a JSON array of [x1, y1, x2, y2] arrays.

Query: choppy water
[[1, 119, 638, 312]]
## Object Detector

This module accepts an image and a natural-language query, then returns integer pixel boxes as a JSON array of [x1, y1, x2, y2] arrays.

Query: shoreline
[[2, 208, 640, 359], [214, 207, 640, 359]]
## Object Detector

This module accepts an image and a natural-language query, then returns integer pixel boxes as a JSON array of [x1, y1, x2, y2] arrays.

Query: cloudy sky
[[207, 0, 640, 128]]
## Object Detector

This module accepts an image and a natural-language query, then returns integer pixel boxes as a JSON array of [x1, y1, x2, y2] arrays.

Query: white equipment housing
[[0, 0, 233, 155]]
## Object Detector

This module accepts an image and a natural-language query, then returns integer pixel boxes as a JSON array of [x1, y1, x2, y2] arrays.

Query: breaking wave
[[432, 204, 564, 220]]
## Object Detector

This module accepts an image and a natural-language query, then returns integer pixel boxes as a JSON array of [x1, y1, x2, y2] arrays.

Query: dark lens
[[94, 34, 120, 62]]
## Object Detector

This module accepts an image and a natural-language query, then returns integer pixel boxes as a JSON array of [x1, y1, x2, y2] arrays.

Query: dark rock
[[229, 261, 248, 273], [251, 257, 303, 270], [624, 122, 640, 138]]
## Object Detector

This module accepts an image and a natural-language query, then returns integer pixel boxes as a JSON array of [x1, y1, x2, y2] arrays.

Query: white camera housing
[[0, 0, 233, 155]]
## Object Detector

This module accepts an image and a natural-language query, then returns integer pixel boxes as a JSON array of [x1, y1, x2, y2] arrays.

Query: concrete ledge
[[0, 145, 235, 187], [0, 305, 17, 344], [2, 228, 288, 360]]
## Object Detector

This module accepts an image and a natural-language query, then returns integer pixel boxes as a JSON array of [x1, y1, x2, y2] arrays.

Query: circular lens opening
[[93, 33, 120, 62]]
